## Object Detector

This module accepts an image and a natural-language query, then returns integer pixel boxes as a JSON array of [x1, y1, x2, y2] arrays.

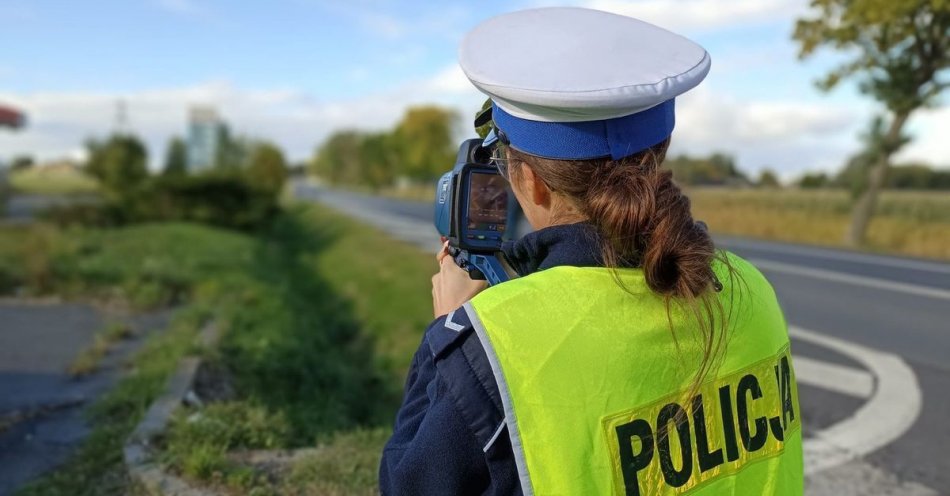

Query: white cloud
[[3, 63, 945, 178], [425, 65, 476, 94], [670, 87, 867, 178], [674, 88, 950, 177], [580, 0, 805, 33], [896, 106, 950, 167], [0, 66, 484, 169]]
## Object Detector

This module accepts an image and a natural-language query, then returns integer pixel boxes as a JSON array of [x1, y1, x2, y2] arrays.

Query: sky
[[1, 0, 948, 180]]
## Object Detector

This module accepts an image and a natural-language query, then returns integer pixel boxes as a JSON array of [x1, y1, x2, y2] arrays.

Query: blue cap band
[[492, 99, 675, 160]]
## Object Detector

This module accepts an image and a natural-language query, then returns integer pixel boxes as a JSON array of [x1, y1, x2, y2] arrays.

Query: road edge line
[[752, 259, 950, 301], [790, 326, 922, 475]]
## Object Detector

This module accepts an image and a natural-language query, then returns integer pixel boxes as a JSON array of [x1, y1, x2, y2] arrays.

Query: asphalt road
[[0, 303, 173, 495], [298, 184, 950, 495]]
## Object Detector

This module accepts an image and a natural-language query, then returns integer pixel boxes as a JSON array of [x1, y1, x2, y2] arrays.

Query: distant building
[[186, 106, 223, 171]]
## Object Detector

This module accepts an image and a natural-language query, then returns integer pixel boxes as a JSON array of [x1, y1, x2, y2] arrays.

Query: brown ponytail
[[507, 139, 719, 299], [506, 139, 732, 395]]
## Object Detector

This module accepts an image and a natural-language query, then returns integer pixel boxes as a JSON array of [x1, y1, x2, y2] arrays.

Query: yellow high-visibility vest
[[463, 253, 803, 495]]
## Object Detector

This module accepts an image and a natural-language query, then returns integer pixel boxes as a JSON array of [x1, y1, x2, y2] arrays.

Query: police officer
[[381, 7, 803, 495]]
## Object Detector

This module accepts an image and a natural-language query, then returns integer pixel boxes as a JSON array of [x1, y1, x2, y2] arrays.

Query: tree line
[[47, 132, 290, 230], [86, 132, 289, 197], [799, 163, 950, 191], [310, 106, 458, 189], [308, 101, 949, 193]]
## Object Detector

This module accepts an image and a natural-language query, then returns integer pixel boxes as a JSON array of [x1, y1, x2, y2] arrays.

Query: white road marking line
[[793, 355, 874, 399], [722, 237, 950, 275], [805, 458, 940, 496], [750, 258, 950, 301], [790, 326, 922, 476]]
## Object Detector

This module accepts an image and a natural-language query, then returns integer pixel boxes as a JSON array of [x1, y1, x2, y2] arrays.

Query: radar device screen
[[466, 172, 508, 233]]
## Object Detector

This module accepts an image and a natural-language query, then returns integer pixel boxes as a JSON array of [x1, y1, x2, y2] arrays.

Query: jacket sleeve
[[379, 316, 490, 495]]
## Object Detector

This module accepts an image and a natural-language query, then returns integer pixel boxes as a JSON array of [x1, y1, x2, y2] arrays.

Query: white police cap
[[459, 7, 710, 160]]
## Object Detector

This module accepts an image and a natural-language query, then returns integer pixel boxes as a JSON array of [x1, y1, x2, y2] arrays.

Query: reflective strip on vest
[[465, 254, 803, 495]]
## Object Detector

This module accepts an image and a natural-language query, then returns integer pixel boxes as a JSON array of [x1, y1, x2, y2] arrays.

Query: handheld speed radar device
[[434, 138, 512, 286]]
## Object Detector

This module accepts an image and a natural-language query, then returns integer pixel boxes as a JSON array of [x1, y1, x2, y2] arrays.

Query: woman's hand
[[432, 241, 488, 318]]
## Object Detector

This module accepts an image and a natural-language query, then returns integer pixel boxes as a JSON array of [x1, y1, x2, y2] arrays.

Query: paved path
[[297, 183, 950, 495], [0, 300, 173, 495], [2, 194, 98, 224]]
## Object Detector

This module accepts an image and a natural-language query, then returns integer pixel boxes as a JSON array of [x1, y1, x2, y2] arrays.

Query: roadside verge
[[125, 321, 220, 496]]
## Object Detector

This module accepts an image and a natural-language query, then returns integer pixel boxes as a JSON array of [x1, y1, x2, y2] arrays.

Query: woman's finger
[[436, 240, 451, 264]]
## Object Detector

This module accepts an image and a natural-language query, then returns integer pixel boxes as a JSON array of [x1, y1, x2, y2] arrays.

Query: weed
[[66, 322, 134, 377], [283, 428, 391, 496]]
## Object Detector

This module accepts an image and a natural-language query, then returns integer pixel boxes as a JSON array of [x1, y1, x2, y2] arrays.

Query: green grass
[[67, 322, 134, 377], [0, 221, 258, 304], [162, 402, 293, 488], [302, 205, 434, 376], [282, 428, 391, 496], [0, 217, 260, 496], [9, 167, 100, 196], [0, 218, 261, 494], [1, 203, 435, 495], [160, 204, 434, 493]]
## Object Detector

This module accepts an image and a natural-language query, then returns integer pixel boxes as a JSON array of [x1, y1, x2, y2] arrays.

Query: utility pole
[[114, 99, 129, 135]]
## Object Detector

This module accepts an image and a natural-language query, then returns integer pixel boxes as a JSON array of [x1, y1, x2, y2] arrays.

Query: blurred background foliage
[[310, 105, 457, 189], [34, 130, 289, 231], [793, 0, 950, 245]]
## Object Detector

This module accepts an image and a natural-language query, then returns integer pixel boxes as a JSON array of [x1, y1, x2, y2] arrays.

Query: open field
[[360, 180, 950, 261], [688, 188, 950, 260], [8, 167, 100, 196]]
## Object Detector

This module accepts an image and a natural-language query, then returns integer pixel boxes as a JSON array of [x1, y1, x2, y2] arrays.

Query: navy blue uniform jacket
[[380, 223, 605, 495]]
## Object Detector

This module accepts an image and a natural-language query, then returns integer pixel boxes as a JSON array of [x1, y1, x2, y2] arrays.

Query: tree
[[392, 106, 459, 180], [358, 133, 398, 189], [10, 155, 34, 172], [666, 153, 748, 186], [794, 0, 950, 246], [246, 142, 288, 196], [798, 172, 830, 189], [887, 163, 934, 189], [163, 137, 188, 177], [214, 123, 249, 170], [887, 163, 950, 189], [311, 131, 365, 185], [833, 116, 910, 198], [84, 133, 149, 196], [757, 168, 781, 188]]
